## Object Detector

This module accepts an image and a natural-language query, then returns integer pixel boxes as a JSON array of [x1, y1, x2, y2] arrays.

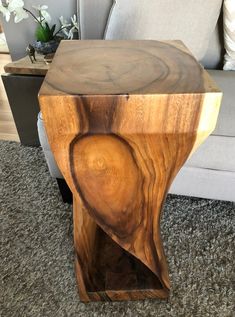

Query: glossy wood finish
[[39, 40, 222, 302]]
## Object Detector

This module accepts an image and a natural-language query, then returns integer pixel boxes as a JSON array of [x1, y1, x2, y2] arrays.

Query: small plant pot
[[33, 39, 60, 55]]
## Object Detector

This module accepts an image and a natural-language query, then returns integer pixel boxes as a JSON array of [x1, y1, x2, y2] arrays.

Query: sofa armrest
[[37, 112, 63, 178], [207, 69, 235, 137]]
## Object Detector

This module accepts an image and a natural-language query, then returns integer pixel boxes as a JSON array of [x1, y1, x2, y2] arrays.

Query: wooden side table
[[2, 55, 49, 146], [39, 40, 222, 302]]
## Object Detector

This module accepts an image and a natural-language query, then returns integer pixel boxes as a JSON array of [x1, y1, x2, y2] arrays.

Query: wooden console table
[[39, 40, 222, 302], [2, 55, 49, 146]]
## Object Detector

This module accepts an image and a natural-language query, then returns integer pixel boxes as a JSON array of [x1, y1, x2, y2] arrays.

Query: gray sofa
[[38, 0, 235, 202]]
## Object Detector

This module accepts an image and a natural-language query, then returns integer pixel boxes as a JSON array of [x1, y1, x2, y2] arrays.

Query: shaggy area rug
[[0, 141, 234, 317]]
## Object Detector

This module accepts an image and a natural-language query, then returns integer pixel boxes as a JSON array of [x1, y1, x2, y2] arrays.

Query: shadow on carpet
[[0, 141, 234, 317]]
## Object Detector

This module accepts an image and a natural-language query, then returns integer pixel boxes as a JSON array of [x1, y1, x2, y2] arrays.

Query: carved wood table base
[[39, 40, 222, 302]]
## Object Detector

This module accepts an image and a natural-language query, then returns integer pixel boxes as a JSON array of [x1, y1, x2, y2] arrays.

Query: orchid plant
[[0, 0, 79, 42], [59, 15, 79, 40]]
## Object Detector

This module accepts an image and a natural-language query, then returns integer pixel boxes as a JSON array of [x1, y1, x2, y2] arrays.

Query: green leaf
[[35, 25, 48, 42], [45, 22, 50, 32], [35, 24, 55, 42], [50, 24, 56, 38]]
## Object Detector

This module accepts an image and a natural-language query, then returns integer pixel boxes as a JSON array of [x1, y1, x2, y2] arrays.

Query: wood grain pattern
[[4, 54, 49, 76], [40, 40, 220, 95], [39, 40, 222, 302]]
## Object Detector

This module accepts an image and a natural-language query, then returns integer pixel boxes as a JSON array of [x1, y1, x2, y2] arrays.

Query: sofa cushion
[[185, 135, 235, 172], [105, 0, 223, 61], [78, 0, 114, 39], [208, 69, 235, 137], [170, 166, 235, 202], [201, 18, 224, 69]]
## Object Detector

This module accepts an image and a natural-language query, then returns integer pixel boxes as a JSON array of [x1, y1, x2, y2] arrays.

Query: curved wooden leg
[[39, 92, 221, 302], [70, 131, 197, 301], [73, 195, 169, 302]]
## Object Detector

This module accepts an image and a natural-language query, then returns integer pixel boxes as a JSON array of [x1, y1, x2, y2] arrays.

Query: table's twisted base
[[74, 198, 168, 302], [70, 132, 200, 302], [39, 89, 221, 302]]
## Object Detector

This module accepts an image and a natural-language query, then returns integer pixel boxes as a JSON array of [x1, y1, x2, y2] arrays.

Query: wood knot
[[70, 134, 144, 238]]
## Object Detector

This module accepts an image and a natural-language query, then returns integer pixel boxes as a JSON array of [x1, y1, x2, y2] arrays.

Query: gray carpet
[[0, 140, 234, 317]]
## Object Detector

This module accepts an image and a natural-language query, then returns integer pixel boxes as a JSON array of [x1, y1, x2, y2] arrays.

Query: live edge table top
[[39, 40, 220, 96]]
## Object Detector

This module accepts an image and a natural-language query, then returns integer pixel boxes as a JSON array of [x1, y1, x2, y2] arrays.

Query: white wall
[[1, 0, 77, 60]]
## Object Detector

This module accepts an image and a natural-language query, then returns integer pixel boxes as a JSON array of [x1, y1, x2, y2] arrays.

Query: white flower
[[59, 16, 71, 38], [8, 0, 24, 12], [32, 4, 51, 23], [0, 3, 11, 22], [59, 14, 79, 39], [59, 16, 71, 28], [71, 14, 78, 28], [0, 0, 28, 22], [68, 14, 79, 39], [14, 6, 28, 23], [32, 4, 48, 11]]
